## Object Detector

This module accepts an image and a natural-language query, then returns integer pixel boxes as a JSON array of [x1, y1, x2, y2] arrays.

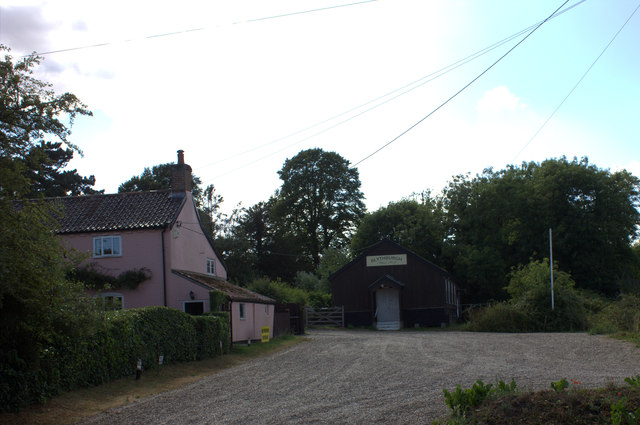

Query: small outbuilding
[[329, 240, 460, 330]]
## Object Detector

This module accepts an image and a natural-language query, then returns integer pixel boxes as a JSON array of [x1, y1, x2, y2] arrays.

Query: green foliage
[[468, 302, 534, 332], [22, 141, 101, 197], [469, 259, 586, 332], [0, 45, 92, 199], [625, 375, 640, 387], [208, 290, 227, 312], [352, 196, 446, 265], [550, 378, 569, 392], [274, 148, 366, 267], [248, 277, 308, 305], [443, 379, 517, 414], [592, 294, 640, 334], [611, 397, 640, 425], [0, 307, 230, 412], [71, 264, 151, 290], [442, 157, 640, 302]]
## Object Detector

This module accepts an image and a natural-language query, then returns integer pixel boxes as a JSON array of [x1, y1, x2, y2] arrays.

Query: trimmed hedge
[[0, 307, 230, 412]]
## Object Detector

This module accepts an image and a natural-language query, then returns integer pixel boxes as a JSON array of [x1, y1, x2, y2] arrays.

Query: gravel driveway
[[80, 330, 640, 424]]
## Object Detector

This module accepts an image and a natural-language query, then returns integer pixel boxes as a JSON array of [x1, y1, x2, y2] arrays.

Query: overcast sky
[[2, 0, 639, 214]]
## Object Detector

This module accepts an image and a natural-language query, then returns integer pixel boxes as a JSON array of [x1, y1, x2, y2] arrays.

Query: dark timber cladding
[[329, 240, 460, 329]]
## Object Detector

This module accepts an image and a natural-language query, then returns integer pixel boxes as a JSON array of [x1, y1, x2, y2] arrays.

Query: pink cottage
[[54, 150, 274, 343]]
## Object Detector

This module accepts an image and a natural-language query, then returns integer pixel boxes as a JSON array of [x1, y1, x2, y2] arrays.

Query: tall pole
[[549, 228, 554, 311]]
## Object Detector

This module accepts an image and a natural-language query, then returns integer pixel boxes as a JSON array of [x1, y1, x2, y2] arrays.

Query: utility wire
[[25, 0, 377, 57], [352, 0, 571, 167], [199, 0, 587, 171], [510, 1, 640, 162]]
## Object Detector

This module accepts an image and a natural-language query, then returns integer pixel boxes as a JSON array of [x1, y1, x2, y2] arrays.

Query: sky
[[2, 0, 639, 215]]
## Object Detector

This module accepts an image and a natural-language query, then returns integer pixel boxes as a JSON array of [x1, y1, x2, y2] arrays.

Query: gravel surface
[[80, 330, 640, 424]]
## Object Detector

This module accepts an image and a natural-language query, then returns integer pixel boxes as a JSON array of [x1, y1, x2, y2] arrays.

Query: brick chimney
[[171, 149, 192, 195]]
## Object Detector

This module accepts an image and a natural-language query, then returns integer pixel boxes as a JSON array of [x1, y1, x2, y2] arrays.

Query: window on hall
[[239, 303, 246, 320], [94, 236, 122, 258], [98, 292, 124, 310], [206, 258, 216, 275]]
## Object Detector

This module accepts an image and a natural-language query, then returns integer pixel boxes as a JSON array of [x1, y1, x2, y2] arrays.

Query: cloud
[[0, 6, 56, 53], [476, 85, 526, 114]]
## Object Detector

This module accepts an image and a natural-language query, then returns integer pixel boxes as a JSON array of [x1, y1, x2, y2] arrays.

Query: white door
[[376, 288, 400, 327]]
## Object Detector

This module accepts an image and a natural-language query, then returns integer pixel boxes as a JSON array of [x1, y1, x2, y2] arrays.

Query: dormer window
[[94, 236, 122, 258], [206, 258, 216, 275]]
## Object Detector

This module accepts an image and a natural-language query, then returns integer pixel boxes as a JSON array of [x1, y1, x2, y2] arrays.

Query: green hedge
[[0, 307, 230, 412]]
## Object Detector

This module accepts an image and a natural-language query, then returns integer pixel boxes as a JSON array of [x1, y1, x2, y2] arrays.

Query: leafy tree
[[273, 148, 366, 267], [0, 45, 97, 408], [119, 164, 237, 239], [22, 141, 102, 197], [351, 194, 446, 264], [443, 157, 640, 301], [1, 44, 91, 198], [221, 199, 307, 283], [118, 163, 204, 199]]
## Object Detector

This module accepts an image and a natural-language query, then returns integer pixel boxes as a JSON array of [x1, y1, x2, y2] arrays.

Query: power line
[[201, 1, 587, 182], [199, 0, 587, 173], [352, 0, 571, 167], [510, 1, 640, 162], [24, 0, 377, 57]]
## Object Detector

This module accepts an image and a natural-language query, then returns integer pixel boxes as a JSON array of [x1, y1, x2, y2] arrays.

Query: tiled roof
[[173, 270, 276, 304], [48, 190, 185, 234]]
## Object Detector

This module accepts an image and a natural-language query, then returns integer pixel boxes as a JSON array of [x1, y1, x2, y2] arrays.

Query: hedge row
[[0, 307, 230, 411]]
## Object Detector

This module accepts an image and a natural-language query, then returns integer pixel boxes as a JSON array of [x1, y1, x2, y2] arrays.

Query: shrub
[[248, 277, 308, 305], [470, 259, 586, 332], [593, 294, 640, 334], [443, 379, 517, 414], [468, 302, 534, 332], [0, 306, 230, 412]]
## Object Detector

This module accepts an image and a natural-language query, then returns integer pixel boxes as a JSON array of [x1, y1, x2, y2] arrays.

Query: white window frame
[[264, 304, 270, 316], [239, 303, 246, 320], [93, 235, 122, 258], [206, 258, 216, 275], [97, 292, 124, 310]]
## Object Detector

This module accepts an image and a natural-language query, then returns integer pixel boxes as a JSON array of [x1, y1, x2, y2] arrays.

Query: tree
[[351, 194, 446, 264], [22, 141, 102, 197], [0, 45, 97, 408], [119, 164, 236, 239], [118, 163, 204, 200], [273, 148, 366, 267], [442, 157, 640, 301], [1, 44, 92, 198]]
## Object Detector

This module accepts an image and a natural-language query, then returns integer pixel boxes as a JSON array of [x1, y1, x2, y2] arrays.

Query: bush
[[593, 294, 640, 334], [0, 307, 230, 412], [470, 259, 587, 332], [468, 302, 534, 332], [248, 277, 308, 305]]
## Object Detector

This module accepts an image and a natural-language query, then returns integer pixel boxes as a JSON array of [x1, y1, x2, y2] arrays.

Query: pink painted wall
[[167, 194, 227, 280], [231, 302, 274, 342], [61, 229, 166, 308]]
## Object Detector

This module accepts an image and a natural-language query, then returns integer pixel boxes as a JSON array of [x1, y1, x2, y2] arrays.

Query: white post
[[549, 228, 554, 311]]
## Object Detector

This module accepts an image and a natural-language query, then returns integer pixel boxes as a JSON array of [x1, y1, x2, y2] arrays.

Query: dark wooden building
[[330, 240, 460, 330]]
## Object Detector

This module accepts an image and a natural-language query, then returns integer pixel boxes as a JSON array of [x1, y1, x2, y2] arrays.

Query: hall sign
[[366, 254, 407, 267]]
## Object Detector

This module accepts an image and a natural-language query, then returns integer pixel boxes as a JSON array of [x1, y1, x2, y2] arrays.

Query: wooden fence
[[305, 306, 344, 327]]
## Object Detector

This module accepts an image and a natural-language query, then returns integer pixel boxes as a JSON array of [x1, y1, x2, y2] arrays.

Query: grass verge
[[0, 335, 305, 425]]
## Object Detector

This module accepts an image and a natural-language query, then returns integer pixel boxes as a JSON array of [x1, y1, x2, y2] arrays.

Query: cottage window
[[206, 258, 216, 275], [94, 236, 122, 257], [184, 301, 204, 315], [265, 304, 269, 316], [98, 292, 124, 310], [239, 303, 246, 320]]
